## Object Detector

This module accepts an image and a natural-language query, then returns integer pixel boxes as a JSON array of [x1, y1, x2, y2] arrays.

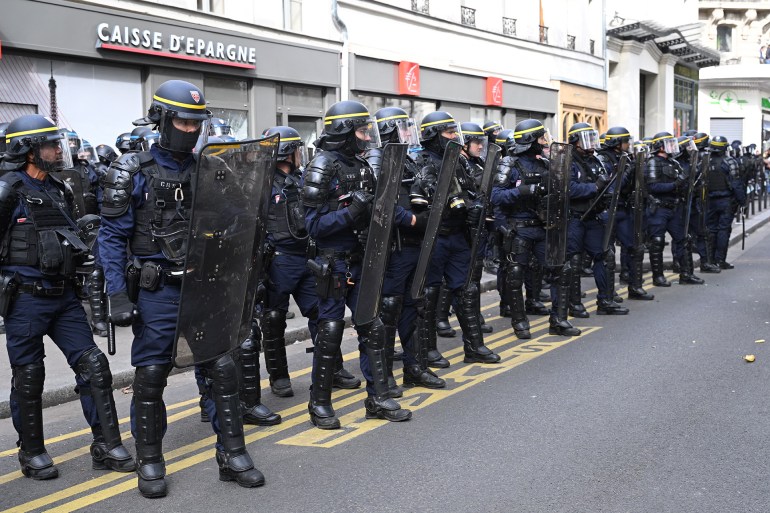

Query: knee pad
[[76, 347, 113, 391], [380, 295, 403, 327], [605, 249, 616, 271], [205, 354, 238, 397], [569, 253, 582, 269], [262, 309, 287, 339], [12, 362, 45, 400], [363, 317, 387, 351], [316, 320, 345, 355], [506, 263, 525, 289], [650, 236, 666, 251], [133, 364, 171, 402]]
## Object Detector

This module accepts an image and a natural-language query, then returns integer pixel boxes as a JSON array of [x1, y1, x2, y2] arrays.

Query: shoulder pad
[[101, 153, 139, 218], [595, 152, 614, 174], [302, 152, 337, 208], [363, 148, 383, 177], [494, 156, 516, 187], [725, 157, 740, 178]]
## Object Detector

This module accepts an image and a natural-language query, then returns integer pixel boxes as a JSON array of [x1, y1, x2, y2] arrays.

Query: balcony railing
[[502, 17, 516, 37], [567, 34, 576, 50], [460, 6, 475, 27], [539, 25, 548, 44], [411, 0, 429, 15]]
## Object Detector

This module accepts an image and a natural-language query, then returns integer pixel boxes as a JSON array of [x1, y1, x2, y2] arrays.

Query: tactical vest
[[707, 156, 730, 192], [323, 155, 366, 212], [500, 157, 543, 217], [571, 153, 603, 212], [267, 169, 307, 248], [1, 175, 87, 276], [130, 161, 193, 263]]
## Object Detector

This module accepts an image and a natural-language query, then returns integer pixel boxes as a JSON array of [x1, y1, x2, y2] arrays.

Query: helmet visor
[[79, 146, 98, 164], [683, 138, 697, 153], [394, 118, 421, 149], [439, 123, 464, 146], [354, 119, 382, 151], [462, 133, 489, 160], [37, 137, 73, 172], [211, 124, 232, 137], [577, 129, 600, 150], [66, 133, 82, 155], [539, 128, 553, 146], [662, 137, 678, 155]]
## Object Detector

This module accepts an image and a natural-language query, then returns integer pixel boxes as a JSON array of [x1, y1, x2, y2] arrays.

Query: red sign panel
[[398, 61, 420, 96], [486, 77, 503, 106]]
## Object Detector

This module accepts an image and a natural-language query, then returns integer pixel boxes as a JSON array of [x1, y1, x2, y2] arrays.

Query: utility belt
[[0, 272, 76, 317], [648, 196, 680, 211], [307, 248, 361, 300], [125, 260, 186, 301], [509, 218, 542, 228]]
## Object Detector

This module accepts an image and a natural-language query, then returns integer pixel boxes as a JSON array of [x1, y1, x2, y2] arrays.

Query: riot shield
[[632, 146, 648, 251], [544, 142, 572, 267], [353, 143, 407, 326], [682, 149, 700, 241], [59, 169, 87, 218], [602, 154, 629, 252], [464, 143, 501, 288], [696, 150, 711, 236], [410, 141, 463, 299], [172, 135, 278, 368]]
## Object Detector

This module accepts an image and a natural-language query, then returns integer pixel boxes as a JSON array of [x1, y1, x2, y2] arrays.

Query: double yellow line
[[2, 273, 668, 513]]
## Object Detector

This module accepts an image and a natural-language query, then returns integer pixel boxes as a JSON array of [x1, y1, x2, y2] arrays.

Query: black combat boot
[[13, 363, 59, 480], [363, 319, 412, 422], [262, 310, 294, 398], [309, 320, 345, 429], [678, 249, 704, 285], [548, 264, 581, 336], [238, 332, 281, 427], [133, 364, 172, 498], [627, 250, 654, 300], [568, 254, 589, 318], [456, 286, 501, 364], [649, 236, 671, 287], [506, 263, 531, 339], [423, 286, 450, 368], [380, 296, 404, 399]]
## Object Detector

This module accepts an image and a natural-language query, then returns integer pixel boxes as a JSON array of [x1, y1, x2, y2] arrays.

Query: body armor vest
[[571, 153, 603, 212], [130, 161, 193, 263], [501, 157, 543, 218], [267, 169, 307, 250], [2, 176, 87, 276], [707, 156, 730, 192], [324, 156, 366, 212]]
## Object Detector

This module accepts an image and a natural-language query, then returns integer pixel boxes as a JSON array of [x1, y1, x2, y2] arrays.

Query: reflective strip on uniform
[[6, 125, 60, 141], [153, 95, 207, 110], [324, 112, 370, 124], [514, 124, 544, 139]]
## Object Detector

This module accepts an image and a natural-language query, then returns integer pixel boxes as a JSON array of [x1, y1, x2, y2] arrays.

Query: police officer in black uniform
[[0, 114, 135, 480], [115, 132, 132, 155], [491, 119, 581, 339], [0, 122, 10, 161], [690, 133, 722, 274], [706, 136, 746, 269], [672, 136, 705, 285], [412, 111, 501, 366], [303, 100, 414, 429], [100, 80, 264, 497]]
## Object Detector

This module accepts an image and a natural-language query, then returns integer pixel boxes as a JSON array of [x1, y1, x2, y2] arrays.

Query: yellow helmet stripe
[[375, 114, 408, 123], [652, 134, 674, 142], [462, 130, 485, 136], [153, 95, 207, 110], [6, 125, 60, 140], [711, 140, 728, 146], [324, 112, 370, 124], [279, 137, 302, 141], [568, 126, 594, 135], [605, 132, 631, 138], [694, 135, 708, 144], [514, 125, 544, 138], [485, 123, 501, 131], [421, 118, 455, 129]]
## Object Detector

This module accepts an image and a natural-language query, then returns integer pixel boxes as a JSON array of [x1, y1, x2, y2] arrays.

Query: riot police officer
[[691, 133, 721, 274], [0, 114, 135, 480], [672, 136, 705, 285], [706, 136, 746, 269], [368, 106, 445, 390], [210, 118, 236, 142], [596, 127, 654, 300], [95, 144, 118, 177], [115, 132, 132, 155], [491, 119, 581, 339], [566, 123, 628, 316], [100, 80, 264, 497], [645, 131, 689, 286], [412, 112, 500, 366], [0, 122, 9, 159], [303, 100, 414, 429]]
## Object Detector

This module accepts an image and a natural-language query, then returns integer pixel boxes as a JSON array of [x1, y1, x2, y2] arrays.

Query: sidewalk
[[2, 204, 769, 418]]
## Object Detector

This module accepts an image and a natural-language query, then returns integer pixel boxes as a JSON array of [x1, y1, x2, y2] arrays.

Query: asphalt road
[[1, 227, 769, 513]]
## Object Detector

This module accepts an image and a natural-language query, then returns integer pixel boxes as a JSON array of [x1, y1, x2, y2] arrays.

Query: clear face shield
[[662, 137, 679, 155], [160, 113, 207, 154], [66, 134, 82, 158], [576, 129, 600, 151], [35, 136, 73, 172], [684, 138, 697, 153], [353, 119, 382, 151], [79, 145, 98, 164], [211, 124, 232, 137], [440, 124, 464, 146], [394, 118, 421, 149], [463, 135, 489, 160]]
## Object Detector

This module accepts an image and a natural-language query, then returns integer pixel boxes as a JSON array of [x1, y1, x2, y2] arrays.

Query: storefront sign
[[709, 89, 748, 113], [96, 22, 256, 69], [398, 61, 420, 96], [486, 77, 503, 106]]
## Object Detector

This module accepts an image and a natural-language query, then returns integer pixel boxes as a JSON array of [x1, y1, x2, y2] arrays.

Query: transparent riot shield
[[544, 142, 572, 267], [173, 135, 279, 368]]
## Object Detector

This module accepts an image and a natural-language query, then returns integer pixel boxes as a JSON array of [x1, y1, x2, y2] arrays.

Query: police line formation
[[0, 79, 762, 499]]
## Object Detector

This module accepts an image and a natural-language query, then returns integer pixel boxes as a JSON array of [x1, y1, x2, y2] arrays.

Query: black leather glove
[[108, 291, 135, 327], [466, 204, 483, 227], [413, 210, 430, 232], [347, 191, 374, 220], [595, 174, 611, 192], [516, 184, 537, 196], [673, 175, 688, 192]]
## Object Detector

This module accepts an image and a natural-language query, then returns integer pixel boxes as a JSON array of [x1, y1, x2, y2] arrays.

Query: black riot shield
[[464, 143, 501, 288], [353, 143, 408, 326], [682, 149, 700, 241], [172, 135, 278, 368], [410, 141, 463, 300], [632, 147, 648, 251], [544, 142, 572, 267], [602, 154, 629, 252], [59, 169, 87, 218], [696, 151, 710, 237]]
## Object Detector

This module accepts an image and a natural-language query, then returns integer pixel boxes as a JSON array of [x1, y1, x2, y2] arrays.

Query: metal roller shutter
[[710, 118, 744, 142]]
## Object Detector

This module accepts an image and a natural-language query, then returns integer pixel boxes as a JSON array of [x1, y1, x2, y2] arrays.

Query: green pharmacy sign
[[710, 90, 749, 113]]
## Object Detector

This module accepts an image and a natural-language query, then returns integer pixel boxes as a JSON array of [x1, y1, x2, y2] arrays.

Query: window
[[717, 25, 732, 52], [674, 76, 696, 136], [567, 35, 576, 51], [503, 17, 516, 37], [283, 0, 302, 31], [411, 0, 429, 14], [639, 74, 646, 138], [461, 6, 475, 27]]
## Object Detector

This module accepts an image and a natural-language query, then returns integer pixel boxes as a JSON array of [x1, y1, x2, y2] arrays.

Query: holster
[[125, 261, 140, 303], [139, 262, 162, 291], [0, 273, 19, 317], [308, 257, 347, 300], [499, 225, 515, 255]]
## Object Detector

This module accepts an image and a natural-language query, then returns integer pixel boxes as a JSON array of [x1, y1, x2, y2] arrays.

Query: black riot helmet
[[263, 125, 308, 168], [135, 80, 212, 153], [747, 143, 758, 154], [709, 135, 729, 154], [692, 132, 709, 150], [494, 129, 515, 156], [483, 120, 503, 146], [675, 136, 696, 158], [568, 122, 600, 151], [604, 126, 632, 151], [683, 129, 698, 137], [460, 122, 488, 159], [316, 100, 380, 155], [373, 106, 420, 147], [115, 132, 132, 154], [0, 122, 9, 155], [420, 111, 463, 154], [3, 114, 73, 172], [730, 140, 743, 156], [511, 119, 551, 156], [130, 126, 152, 151], [96, 144, 119, 166], [651, 131, 678, 155]]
